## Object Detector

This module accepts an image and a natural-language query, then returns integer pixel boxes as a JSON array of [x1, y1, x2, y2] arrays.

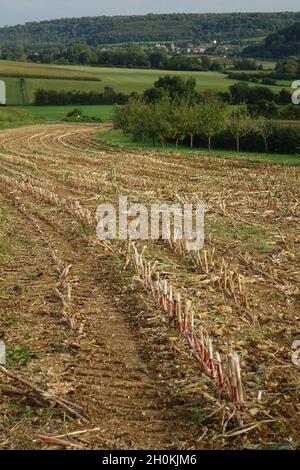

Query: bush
[[67, 108, 83, 117], [62, 109, 102, 123]]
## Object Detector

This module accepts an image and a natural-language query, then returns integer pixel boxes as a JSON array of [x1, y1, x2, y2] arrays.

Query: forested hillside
[[243, 21, 300, 57], [0, 12, 300, 47]]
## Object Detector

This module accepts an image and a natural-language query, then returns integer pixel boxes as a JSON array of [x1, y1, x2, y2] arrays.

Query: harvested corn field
[[0, 123, 299, 450]]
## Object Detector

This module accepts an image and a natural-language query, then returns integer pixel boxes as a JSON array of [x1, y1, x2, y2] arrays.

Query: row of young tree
[[115, 97, 281, 153]]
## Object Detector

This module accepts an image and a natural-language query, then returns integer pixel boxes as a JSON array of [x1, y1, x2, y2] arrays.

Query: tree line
[[243, 22, 300, 58], [228, 57, 300, 83], [34, 87, 131, 106], [142, 76, 297, 120], [226, 82, 299, 119], [0, 43, 222, 72], [34, 73, 298, 121], [1, 13, 299, 47], [114, 76, 300, 155]]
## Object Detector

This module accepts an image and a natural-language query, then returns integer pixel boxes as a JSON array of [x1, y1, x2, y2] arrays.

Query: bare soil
[[0, 124, 299, 450]]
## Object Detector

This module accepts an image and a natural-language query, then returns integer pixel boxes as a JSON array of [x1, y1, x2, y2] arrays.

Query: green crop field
[[50, 65, 239, 93], [0, 60, 100, 81], [256, 59, 277, 70], [1, 77, 24, 105], [24, 78, 104, 103], [2, 68, 240, 105], [0, 60, 287, 106]]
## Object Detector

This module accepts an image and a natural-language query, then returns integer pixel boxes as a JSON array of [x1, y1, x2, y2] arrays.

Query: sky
[[0, 0, 299, 26]]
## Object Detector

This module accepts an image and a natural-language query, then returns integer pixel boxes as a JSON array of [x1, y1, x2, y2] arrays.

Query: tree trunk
[[237, 136, 240, 153], [208, 136, 211, 151], [190, 134, 194, 149], [264, 137, 268, 154], [176, 137, 179, 149]]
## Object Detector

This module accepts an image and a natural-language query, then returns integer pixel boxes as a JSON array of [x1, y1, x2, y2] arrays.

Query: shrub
[[67, 108, 83, 117]]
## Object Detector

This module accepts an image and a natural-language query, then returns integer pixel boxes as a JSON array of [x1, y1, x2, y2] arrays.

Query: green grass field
[[1, 60, 241, 105], [97, 128, 300, 166], [24, 78, 105, 103], [25, 104, 115, 122], [1, 77, 24, 105], [0, 107, 39, 130], [50, 65, 239, 93], [0, 60, 100, 81], [0, 59, 288, 105], [255, 59, 277, 70]]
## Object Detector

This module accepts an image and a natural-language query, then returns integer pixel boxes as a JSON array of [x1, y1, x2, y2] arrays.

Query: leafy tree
[[152, 75, 197, 104], [114, 97, 172, 147], [248, 100, 279, 118], [151, 100, 173, 147], [229, 82, 276, 106], [275, 57, 300, 76], [170, 104, 190, 148], [278, 88, 292, 105], [181, 105, 202, 149], [144, 87, 167, 104], [234, 58, 261, 70], [243, 22, 300, 58], [255, 118, 273, 154], [148, 50, 168, 69], [228, 106, 252, 152], [198, 98, 229, 150]]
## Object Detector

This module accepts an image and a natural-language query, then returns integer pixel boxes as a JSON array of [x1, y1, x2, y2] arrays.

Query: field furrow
[[0, 123, 299, 450]]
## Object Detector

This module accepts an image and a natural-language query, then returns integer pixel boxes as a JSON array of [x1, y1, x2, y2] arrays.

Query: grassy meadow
[[0, 60, 100, 80], [25, 78, 104, 103], [26, 104, 115, 122], [0, 60, 289, 106], [97, 128, 300, 166], [0, 60, 246, 105], [0, 107, 39, 129], [1, 77, 24, 104], [50, 65, 239, 93]]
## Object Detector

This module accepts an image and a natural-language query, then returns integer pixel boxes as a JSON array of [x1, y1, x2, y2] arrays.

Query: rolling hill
[[0, 12, 300, 47], [243, 21, 300, 58]]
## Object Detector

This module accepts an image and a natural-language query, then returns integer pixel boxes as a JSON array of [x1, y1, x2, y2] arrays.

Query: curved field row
[[0, 123, 299, 450]]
